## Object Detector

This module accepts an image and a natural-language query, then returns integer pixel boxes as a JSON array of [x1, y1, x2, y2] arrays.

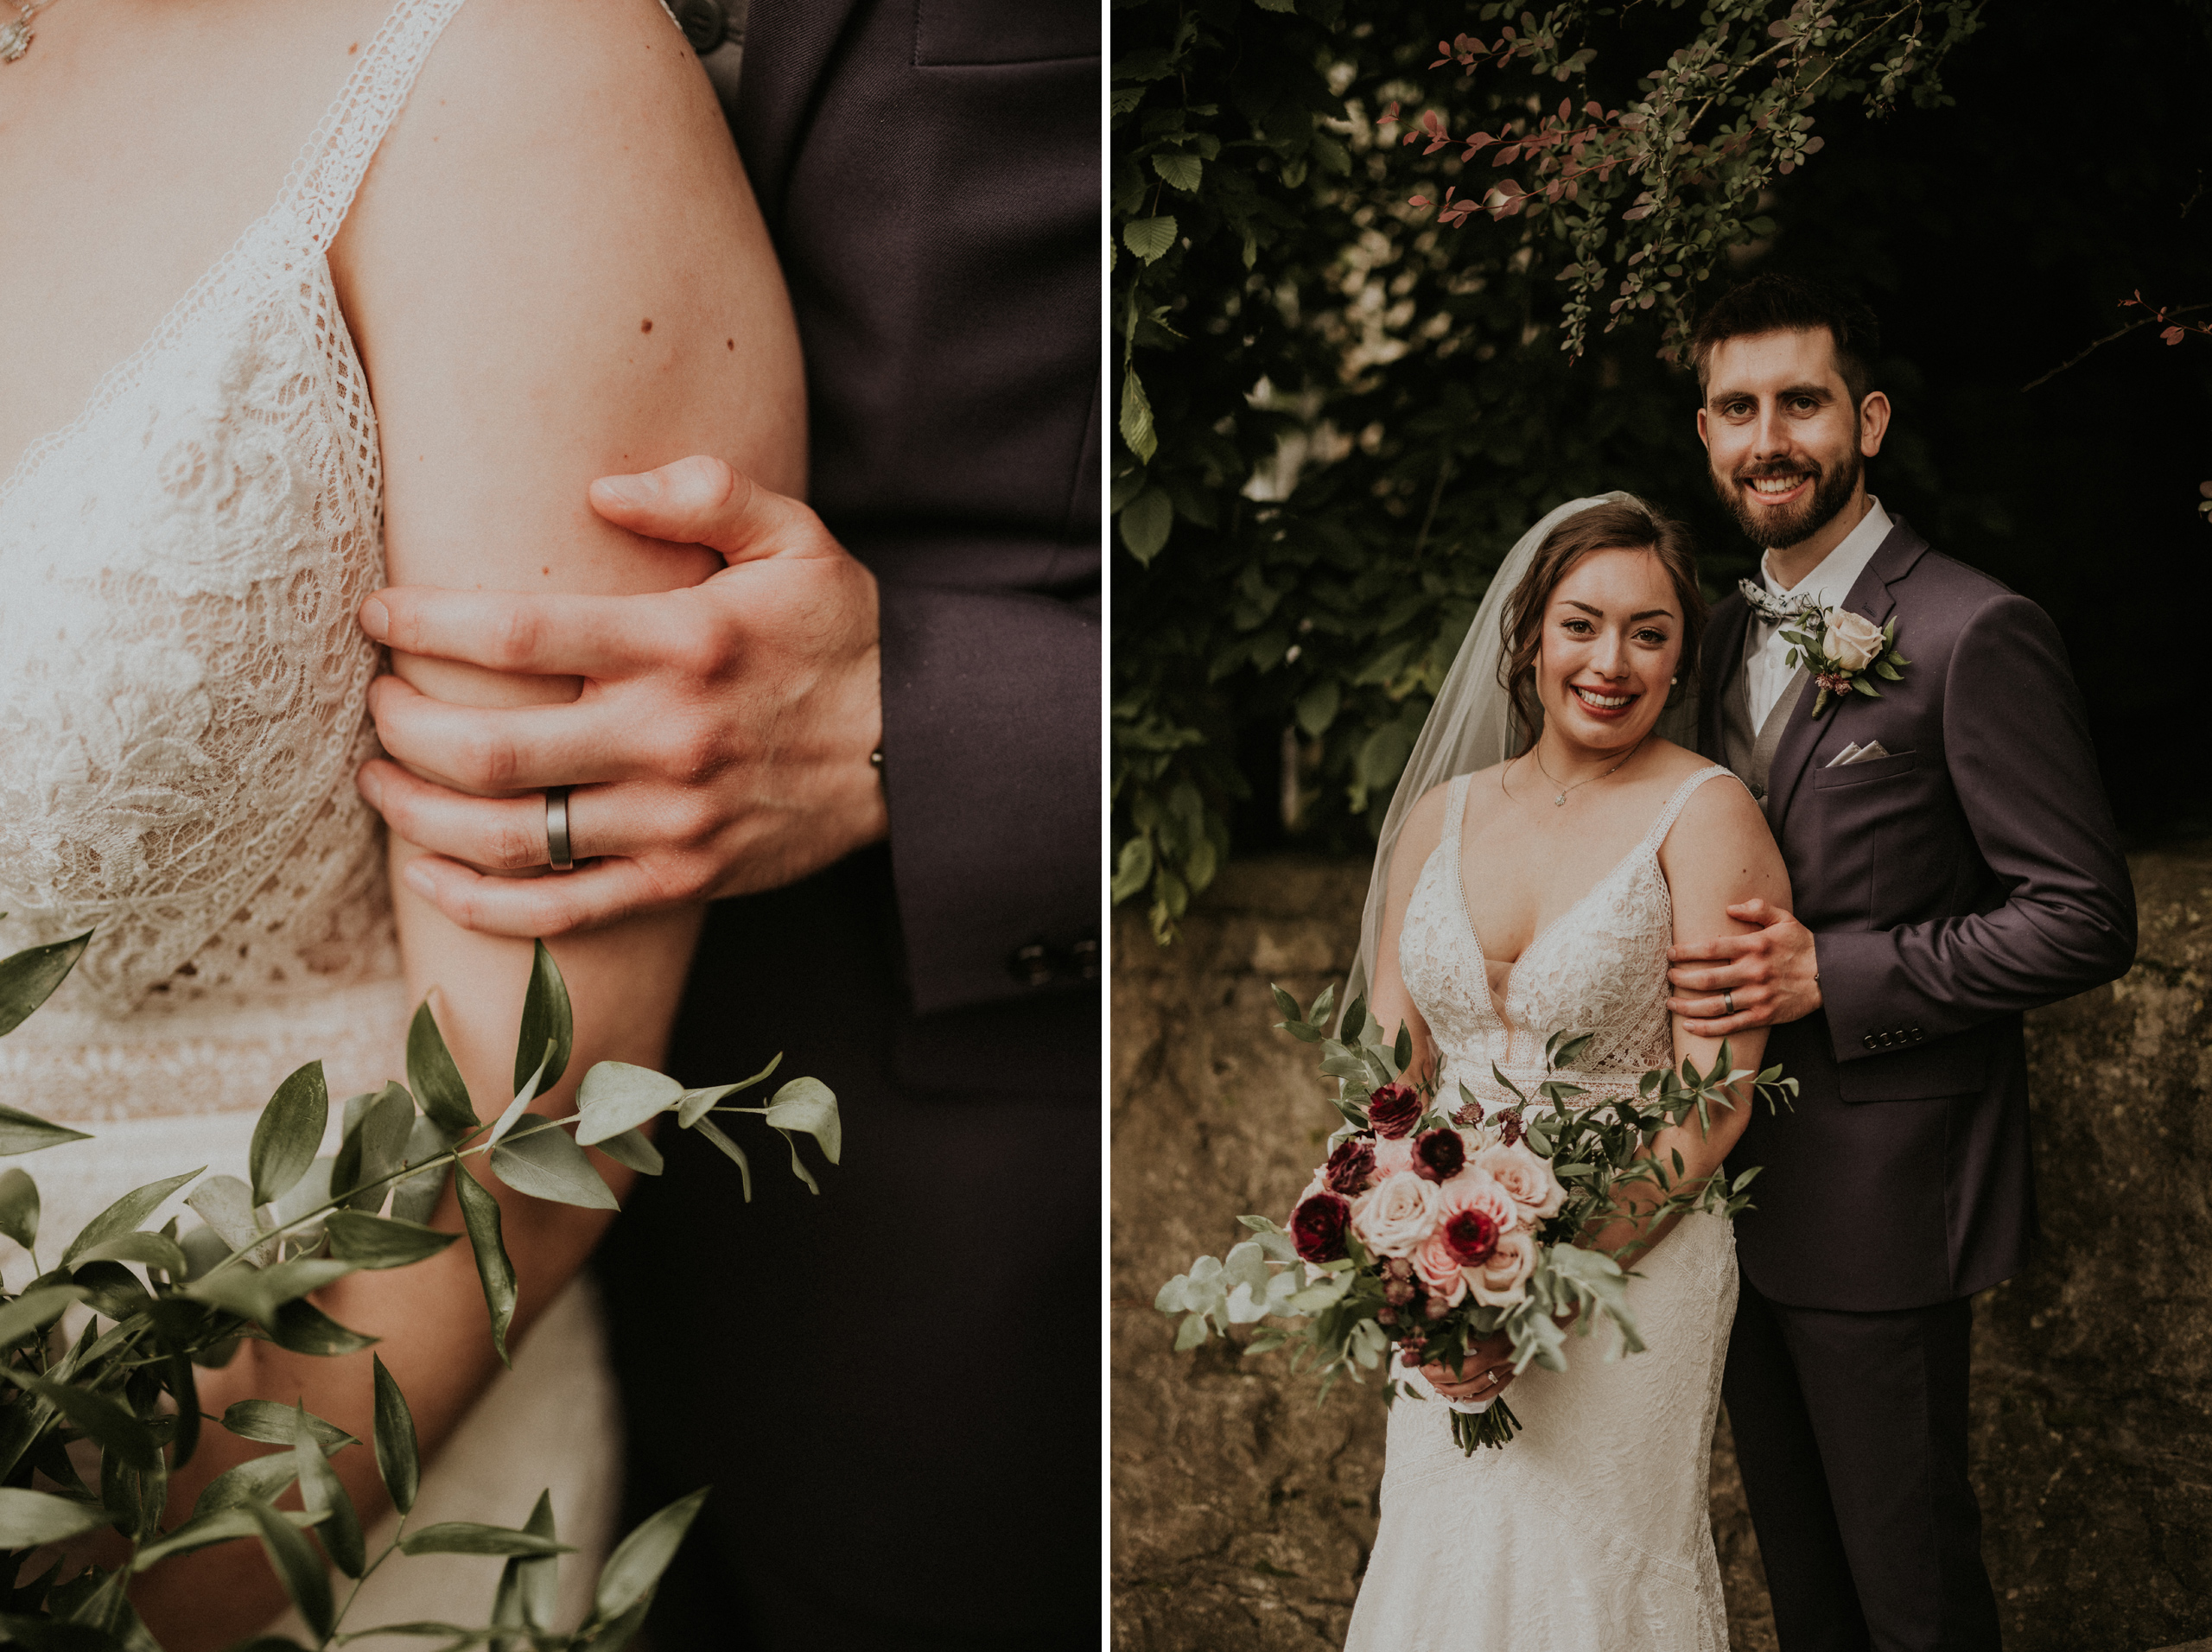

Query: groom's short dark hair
[[1690, 274, 1881, 407]]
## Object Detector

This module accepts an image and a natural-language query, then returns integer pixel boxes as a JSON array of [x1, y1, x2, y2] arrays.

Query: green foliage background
[[1110, 0, 2212, 941]]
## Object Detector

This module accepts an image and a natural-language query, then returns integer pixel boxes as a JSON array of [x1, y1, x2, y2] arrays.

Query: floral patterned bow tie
[[1738, 578, 1823, 628]]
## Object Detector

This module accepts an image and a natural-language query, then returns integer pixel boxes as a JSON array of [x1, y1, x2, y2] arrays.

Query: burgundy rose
[[1289, 1191, 1352, 1263], [1323, 1136, 1377, 1196], [1441, 1207, 1499, 1267], [1412, 1128, 1465, 1183], [1366, 1083, 1423, 1140]]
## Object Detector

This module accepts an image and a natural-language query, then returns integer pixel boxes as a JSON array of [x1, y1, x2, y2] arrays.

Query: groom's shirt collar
[[1744, 495, 1893, 728]]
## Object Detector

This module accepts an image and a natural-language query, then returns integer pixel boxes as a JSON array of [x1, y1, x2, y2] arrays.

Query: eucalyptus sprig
[[0, 918, 835, 1649]]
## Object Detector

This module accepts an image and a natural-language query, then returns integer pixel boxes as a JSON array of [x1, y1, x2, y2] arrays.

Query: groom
[[1663, 274, 2134, 1650]]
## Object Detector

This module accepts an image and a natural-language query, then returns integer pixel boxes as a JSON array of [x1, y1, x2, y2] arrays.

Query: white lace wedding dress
[[0, 0, 626, 1636], [1345, 766, 1740, 1651]]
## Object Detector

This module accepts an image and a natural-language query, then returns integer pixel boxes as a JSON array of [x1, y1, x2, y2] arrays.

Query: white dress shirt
[[1743, 495, 1894, 728]]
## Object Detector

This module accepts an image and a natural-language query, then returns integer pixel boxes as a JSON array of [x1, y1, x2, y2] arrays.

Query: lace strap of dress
[[285, 0, 473, 252], [1442, 772, 1473, 880], [1638, 764, 1736, 855]]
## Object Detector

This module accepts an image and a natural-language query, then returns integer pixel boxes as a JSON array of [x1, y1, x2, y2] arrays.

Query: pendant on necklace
[[0, 19, 31, 62], [1552, 793, 1567, 807]]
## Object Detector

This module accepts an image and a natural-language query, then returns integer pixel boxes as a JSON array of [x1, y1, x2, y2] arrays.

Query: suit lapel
[[1763, 516, 1932, 833], [1700, 595, 1752, 760], [732, 0, 868, 226]]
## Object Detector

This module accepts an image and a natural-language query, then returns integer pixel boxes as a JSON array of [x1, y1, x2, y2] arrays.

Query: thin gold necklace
[[1, 0, 64, 64], [1528, 733, 1651, 808]]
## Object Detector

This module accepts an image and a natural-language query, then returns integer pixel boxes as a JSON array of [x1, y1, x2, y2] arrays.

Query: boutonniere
[[1780, 607, 1910, 720]]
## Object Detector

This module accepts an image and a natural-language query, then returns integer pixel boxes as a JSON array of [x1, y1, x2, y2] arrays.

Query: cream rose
[[1471, 1141, 1567, 1223], [1467, 1229, 1538, 1307], [1370, 1134, 1416, 1181], [1821, 607, 1884, 672], [1412, 1228, 1471, 1306], [1350, 1171, 1440, 1259]]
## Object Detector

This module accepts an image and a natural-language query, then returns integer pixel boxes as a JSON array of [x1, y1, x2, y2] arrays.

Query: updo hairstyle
[[1497, 499, 1706, 753]]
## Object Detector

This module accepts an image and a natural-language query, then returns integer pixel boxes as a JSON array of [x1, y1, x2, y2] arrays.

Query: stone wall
[[1109, 846, 2212, 1651]]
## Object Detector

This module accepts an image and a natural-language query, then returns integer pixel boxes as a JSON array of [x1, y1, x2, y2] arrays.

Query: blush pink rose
[[1350, 1171, 1440, 1259], [1371, 1135, 1416, 1179], [1473, 1141, 1567, 1223], [1437, 1168, 1520, 1238], [1467, 1229, 1537, 1307], [1412, 1228, 1471, 1306]]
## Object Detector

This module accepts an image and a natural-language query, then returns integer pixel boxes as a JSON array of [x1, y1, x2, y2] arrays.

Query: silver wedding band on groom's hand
[[1722, 989, 1736, 1016], [545, 786, 575, 872]]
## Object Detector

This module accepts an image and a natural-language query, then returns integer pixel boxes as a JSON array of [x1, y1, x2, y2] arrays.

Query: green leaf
[[0, 929, 92, 1038], [408, 1002, 479, 1137], [491, 1490, 560, 1636], [188, 1257, 357, 1327], [60, 1168, 201, 1268], [454, 1163, 518, 1365], [182, 1173, 260, 1257], [0, 1166, 36, 1249], [388, 1115, 454, 1226], [325, 1210, 459, 1269], [762, 1077, 840, 1165], [400, 1522, 575, 1559], [773, 1130, 820, 1196], [73, 1229, 189, 1278], [0, 1486, 111, 1547], [1252, 0, 1295, 12], [264, 1298, 378, 1357], [490, 1115, 618, 1210], [219, 1401, 358, 1452], [593, 1127, 664, 1177], [1118, 365, 1157, 465], [0, 1370, 159, 1471], [1294, 680, 1340, 739], [1110, 834, 1154, 904], [372, 1355, 421, 1516], [689, 1118, 753, 1202], [250, 1062, 328, 1208], [1151, 151, 1202, 191], [590, 1487, 709, 1623], [334, 1083, 417, 1213], [132, 1505, 327, 1570], [0, 1285, 86, 1348], [0, 1101, 93, 1160], [573, 1063, 684, 1146], [194, 1452, 307, 1518], [676, 1053, 780, 1128], [295, 1403, 365, 1579], [1119, 485, 1173, 562], [514, 940, 575, 1097], [245, 1495, 334, 1639], [1121, 213, 1178, 264]]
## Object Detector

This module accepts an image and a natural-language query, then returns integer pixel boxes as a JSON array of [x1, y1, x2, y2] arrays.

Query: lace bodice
[[1399, 766, 1736, 1111], [0, 0, 472, 1119]]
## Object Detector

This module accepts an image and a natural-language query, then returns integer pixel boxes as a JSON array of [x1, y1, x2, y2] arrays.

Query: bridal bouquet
[[0, 920, 838, 1650], [1156, 985, 1792, 1452]]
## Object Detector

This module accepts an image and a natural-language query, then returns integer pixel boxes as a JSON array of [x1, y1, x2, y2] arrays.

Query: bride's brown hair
[[1497, 499, 1706, 753]]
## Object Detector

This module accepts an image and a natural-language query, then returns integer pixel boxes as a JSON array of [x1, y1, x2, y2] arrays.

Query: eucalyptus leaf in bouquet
[[0, 917, 837, 1649], [1161, 982, 1794, 1452]]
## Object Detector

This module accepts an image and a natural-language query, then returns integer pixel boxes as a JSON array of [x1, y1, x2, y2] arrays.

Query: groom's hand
[[1665, 899, 1822, 1036], [354, 457, 887, 937]]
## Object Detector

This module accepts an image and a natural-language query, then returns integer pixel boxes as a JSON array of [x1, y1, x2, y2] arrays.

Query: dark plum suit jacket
[[590, 3, 1099, 1643], [1702, 519, 2133, 1312]]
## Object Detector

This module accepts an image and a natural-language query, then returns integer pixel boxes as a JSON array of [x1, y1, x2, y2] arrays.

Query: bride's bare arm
[[1364, 783, 1451, 1090], [132, 2, 803, 1641], [1587, 776, 1790, 1260]]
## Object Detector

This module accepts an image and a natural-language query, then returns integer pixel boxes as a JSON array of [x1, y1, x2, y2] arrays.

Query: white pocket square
[[1824, 740, 1892, 768]]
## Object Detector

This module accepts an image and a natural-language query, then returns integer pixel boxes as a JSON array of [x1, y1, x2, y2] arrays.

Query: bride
[[0, 0, 801, 1643], [1343, 495, 1789, 1648]]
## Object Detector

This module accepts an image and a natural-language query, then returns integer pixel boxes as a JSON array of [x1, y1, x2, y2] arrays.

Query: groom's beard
[[1713, 448, 1861, 550]]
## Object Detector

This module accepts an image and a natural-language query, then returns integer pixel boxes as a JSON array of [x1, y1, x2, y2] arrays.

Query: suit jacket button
[[1863, 1032, 1877, 1049], [1007, 942, 1054, 988], [1907, 1024, 1923, 1039], [1071, 937, 1100, 982], [1749, 782, 1766, 800]]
